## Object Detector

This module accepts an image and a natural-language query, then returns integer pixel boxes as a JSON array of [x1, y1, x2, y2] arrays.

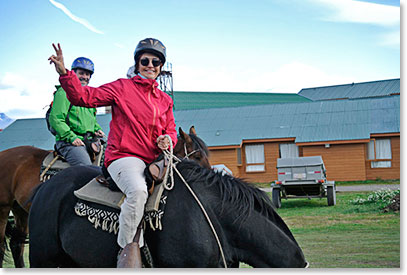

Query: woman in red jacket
[[49, 38, 177, 267]]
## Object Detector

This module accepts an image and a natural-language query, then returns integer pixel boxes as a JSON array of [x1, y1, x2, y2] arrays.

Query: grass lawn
[[264, 191, 400, 268], [3, 190, 399, 268]]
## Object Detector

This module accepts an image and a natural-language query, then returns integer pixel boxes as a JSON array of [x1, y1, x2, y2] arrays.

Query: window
[[367, 139, 392, 168], [279, 143, 299, 158], [245, 144, 265, 172]]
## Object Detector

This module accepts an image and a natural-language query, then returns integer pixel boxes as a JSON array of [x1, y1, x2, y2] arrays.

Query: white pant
[[107, 157, 147, 248]]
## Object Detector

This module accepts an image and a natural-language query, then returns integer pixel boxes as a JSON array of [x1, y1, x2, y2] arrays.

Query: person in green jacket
[[49, 57, 105, 166]]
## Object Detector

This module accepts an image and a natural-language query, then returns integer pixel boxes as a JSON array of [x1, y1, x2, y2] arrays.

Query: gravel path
[[260, 184, 400, 193], [335, 184, 399, 192]]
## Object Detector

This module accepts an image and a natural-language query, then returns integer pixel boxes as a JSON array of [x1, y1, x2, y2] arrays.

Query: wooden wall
[[209, 149, 240, 176], [302, 143, 367, 181]]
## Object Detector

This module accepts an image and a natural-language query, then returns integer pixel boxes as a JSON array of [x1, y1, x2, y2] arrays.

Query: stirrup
[[149, 157, 169, 184]]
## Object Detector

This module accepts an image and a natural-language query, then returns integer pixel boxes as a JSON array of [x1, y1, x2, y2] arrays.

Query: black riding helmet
[[134, 38, 166, 65]]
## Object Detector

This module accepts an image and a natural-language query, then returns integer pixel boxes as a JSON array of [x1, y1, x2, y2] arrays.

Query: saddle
[[73, 174, 165, 212], [39, 151, 71, 182], [74, 154, 168, 210], [40, 144, 106, 182], [92, 153, 169, 195], [148, 156, 169, 184], [74, 162, 168, 232]]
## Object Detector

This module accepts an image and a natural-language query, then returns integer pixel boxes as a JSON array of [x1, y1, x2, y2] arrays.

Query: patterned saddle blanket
[[73, 177, 167, 233]]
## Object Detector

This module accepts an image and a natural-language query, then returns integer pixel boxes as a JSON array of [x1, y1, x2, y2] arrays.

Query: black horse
[[28, 159, 307, 268]]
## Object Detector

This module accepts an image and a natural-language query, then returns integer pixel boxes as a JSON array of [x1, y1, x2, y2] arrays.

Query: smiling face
[[137, 53, 162, 79], [73, 68, 92, 86]]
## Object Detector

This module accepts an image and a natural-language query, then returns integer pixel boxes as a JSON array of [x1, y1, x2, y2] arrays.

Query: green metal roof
[[298, 78, 400, 101], [172, 91, 311, 110]]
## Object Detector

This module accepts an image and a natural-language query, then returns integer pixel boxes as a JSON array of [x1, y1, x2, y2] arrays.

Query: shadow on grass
[[279, 198, 329, 209]]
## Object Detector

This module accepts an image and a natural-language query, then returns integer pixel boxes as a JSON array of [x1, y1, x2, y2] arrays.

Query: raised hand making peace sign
[[48, 43, 67, 76]]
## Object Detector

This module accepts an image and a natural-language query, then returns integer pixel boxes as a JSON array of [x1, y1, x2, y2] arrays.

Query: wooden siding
[[365, 136, 400, 180], [209, 149, 240, 176], [208, 137, 400, 183], [302, 144, 367, 181]]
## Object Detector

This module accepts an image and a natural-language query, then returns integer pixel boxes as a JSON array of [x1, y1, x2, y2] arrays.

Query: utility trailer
[[271, 156, 336, 208]]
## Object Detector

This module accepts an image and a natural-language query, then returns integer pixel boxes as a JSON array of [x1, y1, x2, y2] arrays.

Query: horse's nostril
[[304, 261, 310, 268]]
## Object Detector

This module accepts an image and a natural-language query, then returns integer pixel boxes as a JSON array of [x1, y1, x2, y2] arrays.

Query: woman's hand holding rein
[[49, 43, 67, 76], [157, 135, 170, 151]]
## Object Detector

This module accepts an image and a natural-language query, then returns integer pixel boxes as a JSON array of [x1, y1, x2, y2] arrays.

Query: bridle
[[184, 143, 199, 159], [182, 137, 208, 160], [183, 143, 203, 159]]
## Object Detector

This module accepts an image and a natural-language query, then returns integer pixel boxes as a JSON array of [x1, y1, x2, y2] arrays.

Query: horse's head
[[173, 126, 211, 169]]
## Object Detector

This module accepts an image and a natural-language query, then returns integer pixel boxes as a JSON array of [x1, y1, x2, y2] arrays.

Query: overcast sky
[[0, 0, 400, 119]]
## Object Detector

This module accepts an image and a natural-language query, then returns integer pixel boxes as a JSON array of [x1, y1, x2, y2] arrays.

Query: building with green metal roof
[[173, 95, 399, 182]]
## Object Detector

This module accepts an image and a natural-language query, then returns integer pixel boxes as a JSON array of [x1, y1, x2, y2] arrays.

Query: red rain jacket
[[60, 70, 177, 167]]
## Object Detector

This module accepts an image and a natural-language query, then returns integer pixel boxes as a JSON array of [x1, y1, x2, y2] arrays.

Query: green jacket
[[49, 85, 102, 142]]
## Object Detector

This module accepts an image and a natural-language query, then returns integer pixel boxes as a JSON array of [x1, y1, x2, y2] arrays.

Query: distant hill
[[0, 113, 15, 130]]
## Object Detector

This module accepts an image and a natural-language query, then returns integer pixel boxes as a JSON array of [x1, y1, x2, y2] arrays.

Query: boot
[[148, 157, 168, 183], [117, 223, 143, 268], [117, 242, 142, 268]]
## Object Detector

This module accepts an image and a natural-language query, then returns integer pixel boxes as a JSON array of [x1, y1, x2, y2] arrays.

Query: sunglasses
[[140, 57, 162, 67]]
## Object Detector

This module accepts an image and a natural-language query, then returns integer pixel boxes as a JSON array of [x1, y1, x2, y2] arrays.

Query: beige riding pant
[[107, 157, 147, 248]]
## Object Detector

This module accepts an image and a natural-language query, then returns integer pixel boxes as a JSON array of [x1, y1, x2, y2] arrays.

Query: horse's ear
[[179, 127, 192, 143], [189, 126, 197, 136]]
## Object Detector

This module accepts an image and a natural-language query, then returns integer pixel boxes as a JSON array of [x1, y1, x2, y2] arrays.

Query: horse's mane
[[175, 160, 275, 223], [175, 160, 300, 244]]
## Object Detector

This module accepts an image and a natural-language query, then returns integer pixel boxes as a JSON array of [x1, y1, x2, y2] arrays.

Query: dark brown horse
[[0, 126, 209, 268], [0, 146, 49, 267]]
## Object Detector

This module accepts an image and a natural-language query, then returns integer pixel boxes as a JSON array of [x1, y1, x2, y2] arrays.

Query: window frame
[[367, 138, 392, 168], [244, 144, 265, 173]]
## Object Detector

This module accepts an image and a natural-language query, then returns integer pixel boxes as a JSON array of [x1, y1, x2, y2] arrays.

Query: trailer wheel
[[272, 188, 281, 208], [327, 185, 336, 206]]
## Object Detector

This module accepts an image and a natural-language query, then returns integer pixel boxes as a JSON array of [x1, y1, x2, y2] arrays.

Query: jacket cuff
[[59, 69, 73, 82]]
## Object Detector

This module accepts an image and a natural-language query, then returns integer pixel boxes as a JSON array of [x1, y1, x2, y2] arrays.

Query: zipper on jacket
[[147, 83, 159, 143]]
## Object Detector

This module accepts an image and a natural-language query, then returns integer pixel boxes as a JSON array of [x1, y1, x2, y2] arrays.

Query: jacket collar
[[132, 75, 160, 96]]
